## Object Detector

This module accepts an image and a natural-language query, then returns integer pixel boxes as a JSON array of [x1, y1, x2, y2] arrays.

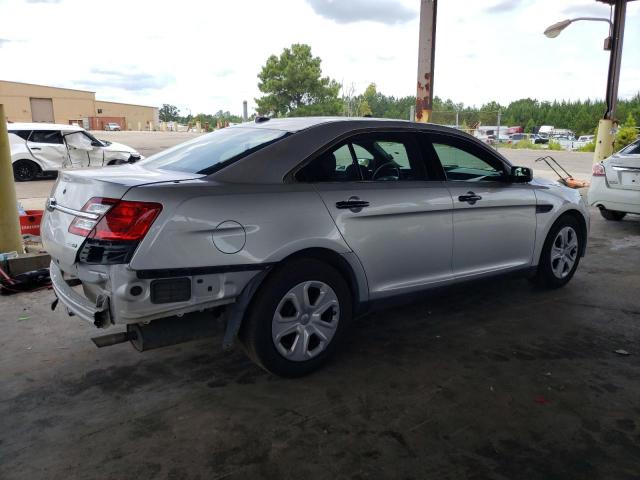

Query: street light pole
[[594, 0, 630, 162]]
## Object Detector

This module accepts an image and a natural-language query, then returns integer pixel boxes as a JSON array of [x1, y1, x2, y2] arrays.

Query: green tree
[[255, 44, 342, 117], [614, 113, 638, 151], [524, 118, 535, 133], [159, 104, 180, 122]]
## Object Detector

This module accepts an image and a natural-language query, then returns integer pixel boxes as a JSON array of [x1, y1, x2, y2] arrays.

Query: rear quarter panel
[[125, 180, 352, 271]]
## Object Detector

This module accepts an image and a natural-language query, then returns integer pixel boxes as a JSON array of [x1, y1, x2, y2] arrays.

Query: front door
[[426, 133, 537, 279], [296, 131, 454, 298], [64, 131, 103, 167]]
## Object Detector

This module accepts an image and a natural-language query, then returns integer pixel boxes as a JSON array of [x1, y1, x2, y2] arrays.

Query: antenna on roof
[[254, 116, 270, 123]]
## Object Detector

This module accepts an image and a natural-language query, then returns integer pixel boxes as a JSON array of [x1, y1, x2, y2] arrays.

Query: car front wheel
[[240, 258, 352, 377], [532, 215, 583, 289], [599, 208, 626, 221]]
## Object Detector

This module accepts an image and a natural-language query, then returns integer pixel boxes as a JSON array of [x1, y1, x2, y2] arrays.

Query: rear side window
[[296, 132, 425, 183], [140, 127, 289, 174], [8, 130, 31, 140], [30, 130, 63, 144]]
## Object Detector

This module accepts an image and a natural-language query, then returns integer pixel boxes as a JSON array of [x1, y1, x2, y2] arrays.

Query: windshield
[[139, 127, 288, 174]]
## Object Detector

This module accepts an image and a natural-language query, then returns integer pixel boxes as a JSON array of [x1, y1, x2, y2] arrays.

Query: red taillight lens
[[68, 197, 117, 236], [68, 197, 162, 241], [592, 163, 605, 177], [90, 201, 162, 241]]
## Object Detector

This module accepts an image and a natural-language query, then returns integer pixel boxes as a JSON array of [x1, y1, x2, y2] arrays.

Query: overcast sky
[[0, 0, 638, 116]]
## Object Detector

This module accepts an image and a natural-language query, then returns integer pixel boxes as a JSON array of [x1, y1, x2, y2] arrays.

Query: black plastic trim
[[136, 263, 275, 279], [536, 204, 554, 213]]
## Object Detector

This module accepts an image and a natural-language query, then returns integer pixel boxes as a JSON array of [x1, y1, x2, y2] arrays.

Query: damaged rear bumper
[[50, 260, 263, 328], [50, 261, 110, 326]]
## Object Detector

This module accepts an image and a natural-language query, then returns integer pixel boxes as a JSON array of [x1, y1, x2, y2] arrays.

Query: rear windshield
[[619, 140, 640, 155], [139, 127, 289, 174]]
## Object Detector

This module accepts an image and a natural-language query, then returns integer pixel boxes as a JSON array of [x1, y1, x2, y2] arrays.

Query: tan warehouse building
[[0, 80, 159, 131]]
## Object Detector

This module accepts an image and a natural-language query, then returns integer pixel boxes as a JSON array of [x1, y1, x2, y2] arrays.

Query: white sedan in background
[[8, 122, 142, 181], [589, 139, 640, 220]]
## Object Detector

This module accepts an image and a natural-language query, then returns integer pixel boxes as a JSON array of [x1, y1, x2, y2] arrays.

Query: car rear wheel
[[532, 215, 583, 289], [240, 258, 352, 377], [599, 208, 626, 221], [13, 160, 40, 182]]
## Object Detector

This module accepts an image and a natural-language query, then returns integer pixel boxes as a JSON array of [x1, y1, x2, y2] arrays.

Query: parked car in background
[[508, 133, 531, 144], [578, 135, 595, 143], [104, 122, 121, 131], [530, 134, 549, 145], [589, 139, 640, 220], [9, 123, 143, 181], [42, 117, 589, 377]]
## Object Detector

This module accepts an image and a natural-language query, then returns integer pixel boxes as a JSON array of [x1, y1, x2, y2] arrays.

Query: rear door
[[296, 131, 453, 298], [27, 130, 69, 168], [425, 132, 537, 279]]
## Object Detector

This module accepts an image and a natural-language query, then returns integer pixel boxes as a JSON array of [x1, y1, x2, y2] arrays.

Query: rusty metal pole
[[594, 0, 629, 163], [0, 105, 24, 254], [416, 0, 437, 123]]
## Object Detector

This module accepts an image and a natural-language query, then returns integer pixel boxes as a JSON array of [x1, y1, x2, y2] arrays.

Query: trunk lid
[[42, 164, 202, 267], [605, 153, 640, 191]]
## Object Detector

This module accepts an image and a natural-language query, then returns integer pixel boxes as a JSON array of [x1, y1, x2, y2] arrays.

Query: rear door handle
[[458, 191, 482, 205], [30, 147, 42, 150], [336, 197, 369, 212]]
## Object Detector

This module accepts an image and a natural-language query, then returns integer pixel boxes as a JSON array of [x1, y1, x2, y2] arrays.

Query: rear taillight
[[69, 197, 162, 241], [592, 163, 606, 177], [68, 197, 117, 236]]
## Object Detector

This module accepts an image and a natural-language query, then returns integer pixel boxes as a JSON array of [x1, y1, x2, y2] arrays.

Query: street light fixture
[[544, 0, 634, 164], [543, 17, 612, 39]]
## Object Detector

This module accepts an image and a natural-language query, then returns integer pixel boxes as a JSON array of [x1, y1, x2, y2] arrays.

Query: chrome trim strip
[[612, 166, 640, 172], [47, 198, 99, 220]]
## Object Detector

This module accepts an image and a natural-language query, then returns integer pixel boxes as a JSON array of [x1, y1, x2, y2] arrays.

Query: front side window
[[296, 132, 424, 183], [432, 143, 504, 182], [29, 130, 63, 144], [140, 127, 289, 174]]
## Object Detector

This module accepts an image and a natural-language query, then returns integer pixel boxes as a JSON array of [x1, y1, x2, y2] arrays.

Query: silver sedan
[[42, 117, 590, 376]]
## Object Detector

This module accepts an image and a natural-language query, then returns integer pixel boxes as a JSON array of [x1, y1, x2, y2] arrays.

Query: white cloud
[[0, 0, 637, 116]]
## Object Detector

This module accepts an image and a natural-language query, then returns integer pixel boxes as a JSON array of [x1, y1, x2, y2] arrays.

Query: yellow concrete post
[[196, 121, 201, 133], [593, 119, 615, 164], [0, 105, 24, 254], [137, 121, 141, 131], [149, 121, 154, 131]]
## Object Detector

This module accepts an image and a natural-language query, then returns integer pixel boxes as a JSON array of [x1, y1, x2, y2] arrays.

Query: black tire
[[532, 215, 583, 289], [13, 160, 40, 182], [599, 208, 626, 221], [239, 258, 352, 377]]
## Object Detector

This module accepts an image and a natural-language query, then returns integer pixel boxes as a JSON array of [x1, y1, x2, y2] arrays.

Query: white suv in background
[[589, 139, 640, 220], [8, 123, 142, 181]]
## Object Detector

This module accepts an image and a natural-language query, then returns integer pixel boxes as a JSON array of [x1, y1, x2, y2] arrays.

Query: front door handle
[[336, 197, 370, 212], [458, 191, 482, 205], [30, 147, 42, 150]]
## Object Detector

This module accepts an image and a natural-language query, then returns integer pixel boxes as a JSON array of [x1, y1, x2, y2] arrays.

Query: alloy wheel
[[271, 281, 340, 362], [550, 226, 578, 279]]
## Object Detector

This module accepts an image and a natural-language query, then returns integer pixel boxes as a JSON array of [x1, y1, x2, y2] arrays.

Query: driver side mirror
[[509, 166, 532, 183]]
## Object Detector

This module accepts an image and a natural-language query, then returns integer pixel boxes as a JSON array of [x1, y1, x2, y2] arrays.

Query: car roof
[[234, 116, 418, 133], [7, 122, 84, 132], [214, 117, 510, 184]]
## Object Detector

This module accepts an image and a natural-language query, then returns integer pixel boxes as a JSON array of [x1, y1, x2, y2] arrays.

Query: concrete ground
[[3, 132, 639, 479], [1, 207, 639, 479], [14, 131, 593, 210]]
